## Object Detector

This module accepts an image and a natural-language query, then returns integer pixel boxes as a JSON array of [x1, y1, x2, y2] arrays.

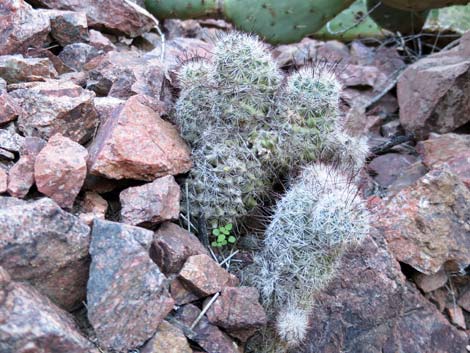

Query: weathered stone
[[0, 55, 57, 84], [0, 169, 7, 193], [174, 304, 243, 353], [0, 267, 97, 353], [0, 0, 51, 55], [88, 95, 192, 180], [120, 176, 181, 226], [44, 9, 89, 46], [0, 197, 90, 310], [35, 134, 88, 209], [26, 47, 74, 75], [140, 320, 192, 353], [447, 306, 466, 329], [29, 0, 154, 37], [88, 29, 115, 52], [59, 43, 102, 72], [388, 161, 428, 194], [458, 288, 470, 312], [398, 42, 470, 139], [170, 278, 200, 305], [152, 222, 209, 274], [87, 219, 174, 351], [11, 80, 99, 143], [0, 127, 24, 153], [413, 269, 448, 293], [0, 92, 22, 124], [377, 168, 470, 274], [179, 254, 239, 297], [93, 96, 125, 124], [369, 153, 418, 188], [76, 191, 108, 225], [299, 231, 468, 353], [7, 136, 46, 198], [206, 286, 267, 342]]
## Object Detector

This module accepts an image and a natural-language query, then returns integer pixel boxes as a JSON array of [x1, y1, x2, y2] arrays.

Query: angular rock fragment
[[76, 191, 108, 225], [179, 254, 239, 297], [140, 320, 192, 353], [88, 29, 115, 52], [88, 95, 192, 180], [59, 43, 102, 71], [44, 9, 89, 46], [0, 197, 90, 310], [170, 278, 200, 305], [35, 134, 88, 209], [87, 219, 174, 351], [0, 92, 22, 124], [0, 55, 57, 84], [120, 176, 181, 226], [413, 269, 448, 293], [0, 169, 7, 193]]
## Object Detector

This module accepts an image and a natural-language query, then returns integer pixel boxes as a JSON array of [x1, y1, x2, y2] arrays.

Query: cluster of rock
[[1, 0, 470, 352]]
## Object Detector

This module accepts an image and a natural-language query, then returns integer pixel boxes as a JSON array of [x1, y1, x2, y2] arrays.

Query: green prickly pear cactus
[[145, 0, 355, 44], [382, 0, 469, 11]]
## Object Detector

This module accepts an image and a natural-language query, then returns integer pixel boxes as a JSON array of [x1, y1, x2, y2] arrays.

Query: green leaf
[[212, 229, 220, 236], [222, 228, 230, 235], [225, 223, 233, 231], [211, 241, 218, 247], [228, 236, 236, 243], [221, 240, 228, 246], [217, 234, 226, 242]]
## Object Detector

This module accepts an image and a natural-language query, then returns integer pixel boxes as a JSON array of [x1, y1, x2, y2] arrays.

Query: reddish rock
[[413, 269, 448, 293], [170, 278, 200, 305], [377, 168, 470, 274], [388, 161, 428, 194], [59, 43, 103, 71], [44, 9, 89, 46], [35, 134, 88, 209], [29, 0, 154, 37], [458, 289, 470, 312], [205, 286, 267, 342], [369, 153, 418, 188], [0, 55, 57, 84], [300, 231, 468, 353], [0, 267, 98, 353], [0, 169, 7, 193], [0, 92, 22, 124], [152, 222, 209, 274], [140, 320, 192, 353], [120, 176, 180, 226], [447, 306, 466, 329], [11, 80, 99, 143], [88, 95, 192, 181], [174, 304, 243, 353], [0, 197, 90, 310], [26, 47, 74, 75], [87, 219, 174, 351], [93, 96, 125, 124], [179, 254, 239, 297], [398, 41, 470, 139], [0, 0, 51, 55], [88, 29, 115, 52], [7, 136, 46, 198], [76, 191, 108, 225]]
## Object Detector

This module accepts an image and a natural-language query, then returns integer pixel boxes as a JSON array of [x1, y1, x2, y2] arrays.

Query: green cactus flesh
[[425, 3, 470, 34], [144, 0, 220, 19], [382, 0, 469, 11]]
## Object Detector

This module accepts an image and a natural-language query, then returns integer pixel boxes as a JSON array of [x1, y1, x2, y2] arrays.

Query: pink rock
[[0, 266, 98, 353], [178, 254, 239, 297], [87, 219, 175, 351], [413, 269, 448, 293], [458, 288, 470, 312], [0, 0, 51, 55], [76, 191, 108, 225], [11, 80, 99, 143], [0, 54, 57, 84], [398, 42, 470, 139], [205, 286, 267, 342], [152, 222, 209, 274], [140, 320, 192, 353], [93, 96, 125, 124], [170, 278, 200, 305], [0, 197, 90, 310], [28, 0, 153, 37], [59, 43, 103, 72], [7, 137, 46, 198], [88, 29, 115, 52], [377, 168, 470, 274], [120, 176, 181, 226], [0, 169, 7, 193], [0, 92, 22, 124], [88, 95, 192, 181], [35, 134, 88, 209], [368, 153, 418, 188], [43, 9, 89, 46], [447, 306, 466, 329]]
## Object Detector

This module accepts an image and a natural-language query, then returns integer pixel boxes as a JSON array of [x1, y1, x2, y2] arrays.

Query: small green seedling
[[211, 223, 236, 248]]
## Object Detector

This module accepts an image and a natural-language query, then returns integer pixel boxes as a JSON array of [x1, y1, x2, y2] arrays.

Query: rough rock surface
[[44, 9, 89, 46], [0, 92, 22, 124], [179, 254, 240, 297], [170, 278, 200, 305], [0, 267, 97, 353], [0, 197, 90, 310], [11, 80, 99, 143], [76, 191, 108, 225], [206, 286, 267, 342], [368, 153, 418, 189], [377, 168, 470, 274], [300, 232, 468, 353], [35, 134, 88, 209], [0, 55, 57, 83], [413, 269, 448, 293], [88, 95, 192, 180], [398, 33, 470, 139], [152, 222, 209, 274], [0, 169, 7, 193], [140, 320, 192, 353], [0, 128, 25, 153], [120, 176, 181, 226], [7, 136, 46, 198], [28, 0, 154, 37], [0, 0, 51, 55], [59, 43, 103, 71], [87, 219, 174, 351], [175, 304, 243, 353]]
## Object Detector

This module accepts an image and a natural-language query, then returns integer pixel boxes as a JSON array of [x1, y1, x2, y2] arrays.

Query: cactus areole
[[144, 0, 355, 43]]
